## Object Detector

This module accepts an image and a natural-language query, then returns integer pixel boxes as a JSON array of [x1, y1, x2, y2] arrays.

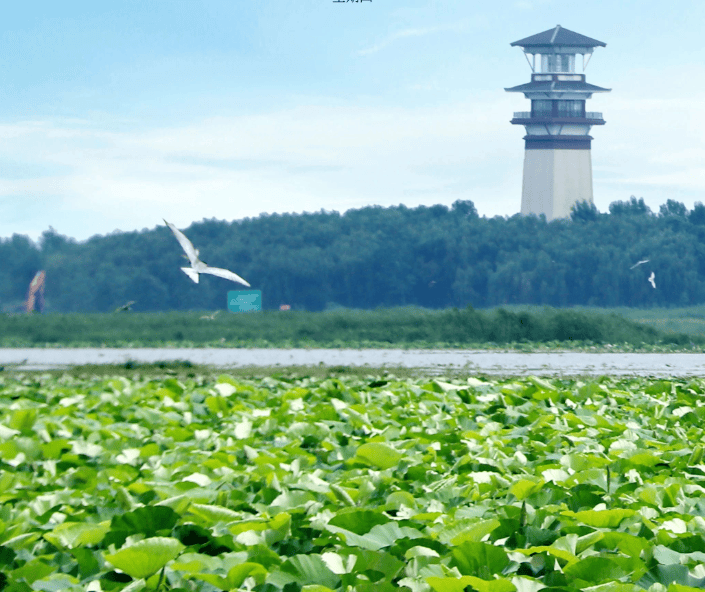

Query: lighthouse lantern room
[[506, 25, 610, 220]]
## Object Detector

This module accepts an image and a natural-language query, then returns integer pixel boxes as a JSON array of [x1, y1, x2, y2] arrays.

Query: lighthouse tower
[[506, 25, 610, 220]]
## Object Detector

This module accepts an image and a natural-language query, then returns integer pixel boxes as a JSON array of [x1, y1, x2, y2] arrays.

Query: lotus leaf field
[[2, 371, 705, 591]]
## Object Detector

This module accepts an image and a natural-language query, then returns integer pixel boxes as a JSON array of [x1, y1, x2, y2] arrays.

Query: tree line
[[2, 197, 705, 312]]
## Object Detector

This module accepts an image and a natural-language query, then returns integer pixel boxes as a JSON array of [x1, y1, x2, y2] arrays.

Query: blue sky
[[2, 0, 705, 241]]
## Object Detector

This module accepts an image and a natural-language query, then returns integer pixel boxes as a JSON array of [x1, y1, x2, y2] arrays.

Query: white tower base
[[520, 148, 594, 221]]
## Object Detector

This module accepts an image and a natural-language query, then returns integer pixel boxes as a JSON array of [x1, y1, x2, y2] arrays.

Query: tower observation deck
[[506, 25, 610, 220]]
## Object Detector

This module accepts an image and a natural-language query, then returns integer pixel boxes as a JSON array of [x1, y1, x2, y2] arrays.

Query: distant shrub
[[609, 196, 652, 217], [570, 200, 600, 222]]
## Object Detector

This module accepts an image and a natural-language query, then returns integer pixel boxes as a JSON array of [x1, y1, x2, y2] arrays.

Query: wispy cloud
[[512, 0, 554, 10], [357, 23, 469, 56], [4, 61, 705, 241], [590, 84, 705, 210], [0, 97, 519, 240]]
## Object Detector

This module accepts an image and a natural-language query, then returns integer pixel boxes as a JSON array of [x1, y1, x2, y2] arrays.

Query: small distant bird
[[164, 219, 250, 286], [630, 259, 650, 270], [648, 272, 656, 289], [200, 311, 220, 320], [114, 301, 136, 312]]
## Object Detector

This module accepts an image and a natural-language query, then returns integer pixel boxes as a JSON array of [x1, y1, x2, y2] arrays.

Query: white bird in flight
[[200, 311, 220, 320], [630, 259, 650, 269], [114, 300, 136, 313], [164, 219, 251, 286], [648, 272, 656, 289]]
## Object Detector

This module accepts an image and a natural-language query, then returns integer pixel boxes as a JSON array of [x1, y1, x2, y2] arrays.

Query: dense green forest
[[2, 197, 705, 313]]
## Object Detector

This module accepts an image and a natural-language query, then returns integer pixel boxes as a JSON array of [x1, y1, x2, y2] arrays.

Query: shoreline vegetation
[[2, 305, 704, 351]]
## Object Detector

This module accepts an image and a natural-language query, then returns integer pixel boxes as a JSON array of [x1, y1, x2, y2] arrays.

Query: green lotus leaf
[[622, 451, 662, 467], [510, 546, 577, 564], [509, 478, 545, 500], [104, 537, 185, 579], [349, 548, 405, 580], [451, 541, 509, 577], [189, 563, 268, 589], [451, 519, 502, 545], [575, 530, 605, 554], [43, 520, 110, 550], [28, 573, 81, 592], [11, 557, 55, 584], [205, 395, 230, 414], [8, 409, 37, 432], [104, 505, 179, 549], [427, 575, 516, 592], [354, 442, 403, 469], [563, 555, 645, 584], [269, 489, 317, 511], [188, 502, 242, 524], [110, 505, 179, 536], [327, 509, 389, 535], [668, 584, 705, 592], [596, 532, 649, 558], [279, 554, 340, 589], [642, 563, 705, 588], [385, 490, 417, 510], [528, 376, 557, 392], [228, 519, 269, 535], [226, 562, 268, 587], [188, 573, 229, 588], [564, 508, 636, 528], [170, 552, 223, 573], [325, 521, 423, 551]]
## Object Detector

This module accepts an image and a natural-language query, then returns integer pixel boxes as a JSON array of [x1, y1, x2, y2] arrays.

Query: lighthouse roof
[[505, 80, 611, 94], [511, 25, 606, 53]]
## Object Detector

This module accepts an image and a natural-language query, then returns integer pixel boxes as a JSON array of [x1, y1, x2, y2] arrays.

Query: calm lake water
[[1, 348, 705, 376]]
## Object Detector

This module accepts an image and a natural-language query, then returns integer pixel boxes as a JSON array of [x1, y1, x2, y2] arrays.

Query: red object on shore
[[26, 271, 46, 313]]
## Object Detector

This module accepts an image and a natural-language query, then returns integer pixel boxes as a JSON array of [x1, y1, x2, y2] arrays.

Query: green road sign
[[228, 290, 262, 312]]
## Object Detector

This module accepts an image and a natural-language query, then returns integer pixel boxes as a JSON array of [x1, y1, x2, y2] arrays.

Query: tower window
[[531, 100, 585, 118], [540, 53, 575, 73], [531, 100, 553, 116], [556, 100, 584, 117]]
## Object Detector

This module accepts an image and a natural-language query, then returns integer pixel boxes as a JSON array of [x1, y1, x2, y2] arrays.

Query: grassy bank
[[1, 305, 700, 349], [608, 305, 705, 336]]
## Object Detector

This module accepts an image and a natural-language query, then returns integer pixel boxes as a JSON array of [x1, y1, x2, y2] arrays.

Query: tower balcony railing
[[513, 111, 604, 121], [531, 73, 586, 83]]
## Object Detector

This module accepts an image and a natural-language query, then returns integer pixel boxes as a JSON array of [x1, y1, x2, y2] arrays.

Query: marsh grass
[[499, 305, 705, 343], [1, 305, 700, 349], [607, 305, 705, 336]]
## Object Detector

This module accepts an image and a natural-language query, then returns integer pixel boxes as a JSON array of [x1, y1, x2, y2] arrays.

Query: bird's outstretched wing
[[181, 267, 200, 283], [630, 259, 650, 270], [648, 272, 656, 288], [202, 265, 251, 287], [165, 219, 200, 266], [114, 300, 136, 312]]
